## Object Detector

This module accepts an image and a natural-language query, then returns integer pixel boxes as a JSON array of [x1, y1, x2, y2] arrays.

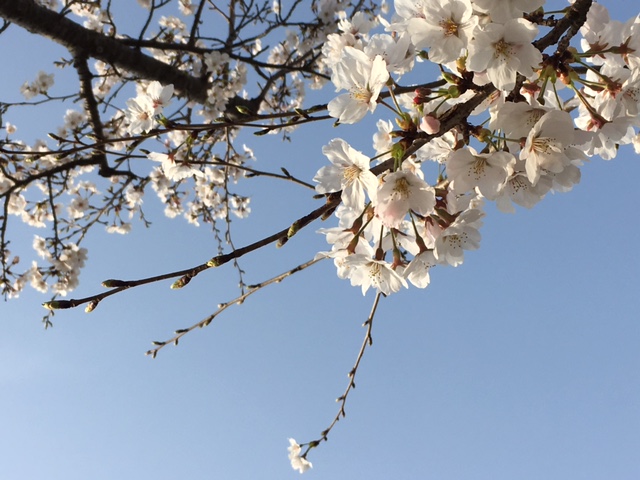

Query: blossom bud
[[394, 113, 413, 131], [185, 131, 198, 146], [441, 71, 459, 85], [475, 128, 492, 143], [234, 104, 251, 115], [413, 87, 431, 105], [391, 142, 406, 162], [420, 115, 440, 135], [415, 87, 432, 98], [447, 85, 460, 98]]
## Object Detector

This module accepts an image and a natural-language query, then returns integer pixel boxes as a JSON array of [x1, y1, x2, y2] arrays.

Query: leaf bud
[[43, 300, 74, 310], [171, 274, 192, 289], [276, 236, 289, 248], [287, 221, 300, 238], [85, 300, 99, 313], [207, 257, 221, 267]]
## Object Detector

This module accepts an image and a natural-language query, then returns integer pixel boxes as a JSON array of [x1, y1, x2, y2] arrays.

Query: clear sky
[[1, 2, 639, 479]]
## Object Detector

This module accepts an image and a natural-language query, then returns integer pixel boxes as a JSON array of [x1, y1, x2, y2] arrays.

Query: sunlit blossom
[[287, 439, 312, 474], [314, 138, 378, 209], [328, 47, 389, 124]]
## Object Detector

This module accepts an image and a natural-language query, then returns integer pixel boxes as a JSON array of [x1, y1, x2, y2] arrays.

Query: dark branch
[[0, 0, 209, 102]]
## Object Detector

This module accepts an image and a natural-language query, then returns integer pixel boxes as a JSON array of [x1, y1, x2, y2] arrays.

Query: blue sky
[[2, 2, 640, 479]]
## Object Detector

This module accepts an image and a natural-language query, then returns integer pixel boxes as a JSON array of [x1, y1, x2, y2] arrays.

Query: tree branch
[[301, 291, 382, 457], [0, 0, 209, 102]]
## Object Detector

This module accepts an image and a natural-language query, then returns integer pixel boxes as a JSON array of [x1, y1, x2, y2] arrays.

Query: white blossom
[[328, 47, 389, 124], [148, 151, 204, 182], [125, 97, 155, 134], [314, 139, 378, 210], [520, 110, 576, 185], [287, 439, 312, 474], [374, 171, 436, 229], [342, 254, 408, 295], [406, 0, 476, 65], [447, 148, 516, 199], [472, 0, 544, 24], [433, 213, 482, 267], [467, 19, 542, 91]]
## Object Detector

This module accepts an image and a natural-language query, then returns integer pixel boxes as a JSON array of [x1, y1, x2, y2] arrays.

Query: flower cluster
[[308, 0, 640, 310], [2, 0, 639, 469], [20, 71, 54, 100]]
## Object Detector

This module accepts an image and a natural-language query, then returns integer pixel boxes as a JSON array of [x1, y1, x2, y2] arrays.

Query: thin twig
[[301, 291, 382, 457], [145, 256, 324, 357]]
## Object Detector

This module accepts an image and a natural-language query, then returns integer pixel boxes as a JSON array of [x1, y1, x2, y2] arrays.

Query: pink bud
[[420, 114, 440, 135]]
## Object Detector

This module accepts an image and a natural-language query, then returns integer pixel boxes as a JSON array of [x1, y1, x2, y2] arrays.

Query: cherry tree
[[1, 0, 638, 472]]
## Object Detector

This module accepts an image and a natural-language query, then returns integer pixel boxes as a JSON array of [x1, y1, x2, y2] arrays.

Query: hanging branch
[[301, 291, 382, 458]]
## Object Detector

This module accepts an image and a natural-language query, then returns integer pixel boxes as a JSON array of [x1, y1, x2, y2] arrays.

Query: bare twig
[[144, 256, 324, 358], [301, 291, 382, 457]]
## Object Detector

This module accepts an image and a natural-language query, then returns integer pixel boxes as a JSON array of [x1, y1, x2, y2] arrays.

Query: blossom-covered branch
[[3, 0, 640, 473]]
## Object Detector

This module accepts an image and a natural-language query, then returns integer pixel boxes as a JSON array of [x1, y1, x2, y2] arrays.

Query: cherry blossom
[[125, 96, 155, 134], [342, 254, 408, 295], [145, 81, 174, 114], [327, 47, 390, 124], [20, 70, 54, 99], [405, 0, 476, 65], [374, 170, 436, 228], [403, 249, 437, 288], [519, 110, 577, 185], [287, 439, 312, 474], [495, 165, 553, 213], [467, 18, 542, 91], [314, 138, 378, 209], [147, 151, 205, 182], [433, 210, 483, 267], [472, 0, 545, 24], [447, 148, 516, 199]]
